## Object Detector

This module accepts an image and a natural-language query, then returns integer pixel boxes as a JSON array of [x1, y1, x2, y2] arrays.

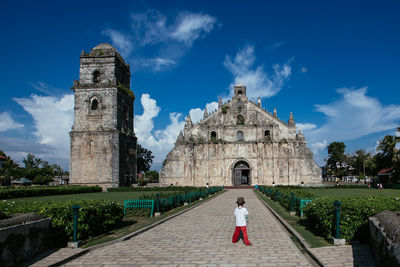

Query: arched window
[[90, 99, 98, 110], [211, 131, 217, 140], [237, 131, 243, 141], [265, 130, 270, 137], [238, 90, 243, 95], [92, 70, 100, 83], [237, 115, 245, 125], [89, 140, 94, 154]]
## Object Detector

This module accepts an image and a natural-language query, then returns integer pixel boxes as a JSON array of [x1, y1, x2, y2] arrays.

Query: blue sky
[[1, 0, 400, 171]]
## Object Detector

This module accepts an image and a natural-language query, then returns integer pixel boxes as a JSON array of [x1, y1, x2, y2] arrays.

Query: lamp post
[[68, 205, 82, 248]]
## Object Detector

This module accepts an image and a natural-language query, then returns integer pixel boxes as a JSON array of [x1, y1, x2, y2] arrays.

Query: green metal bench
[[123, 199, 154, 217]]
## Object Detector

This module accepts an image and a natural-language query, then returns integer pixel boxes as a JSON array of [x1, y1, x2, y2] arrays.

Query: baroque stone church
[[69, 44, 137, 189], [160, 84, 321, 186]]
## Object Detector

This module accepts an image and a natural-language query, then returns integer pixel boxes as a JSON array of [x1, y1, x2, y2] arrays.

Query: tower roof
[[93, 43, 116, 51]]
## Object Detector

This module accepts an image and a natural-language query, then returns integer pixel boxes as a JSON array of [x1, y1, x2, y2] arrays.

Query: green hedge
[[304, 196, 400, 241], [155, 187, 223, 214], [0, 186, 102, 199], [107, 186, 198, 192], [124, 187, 224, 216], [0, 199, 123, 244], [257, 186, 315, 214]]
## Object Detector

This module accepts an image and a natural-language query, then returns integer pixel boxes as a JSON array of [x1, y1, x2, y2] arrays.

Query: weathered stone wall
[[161, 142, 320, 186], [70, 130, 119, 188], [369, 211, 400, 267], [70, 43, 137, 189], [160, 84, 321, 186], [0, 215, 53, 267]]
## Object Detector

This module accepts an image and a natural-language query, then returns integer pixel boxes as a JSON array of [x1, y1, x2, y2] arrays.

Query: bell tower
[[234, 82, 247, 98], [69, 43, 137, 189]]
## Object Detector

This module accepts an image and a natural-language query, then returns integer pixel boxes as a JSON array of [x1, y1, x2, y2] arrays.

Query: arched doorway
[[232, 160, 251, 186]]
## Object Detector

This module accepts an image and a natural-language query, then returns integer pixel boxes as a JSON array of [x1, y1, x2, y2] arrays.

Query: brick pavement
[[62, 189, 312, 266], [29, 248, 87, 267], [309, 244, 376, 267]]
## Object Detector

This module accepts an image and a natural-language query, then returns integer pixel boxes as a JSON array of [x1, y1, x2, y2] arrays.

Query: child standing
[[232, 197, 251, 245]]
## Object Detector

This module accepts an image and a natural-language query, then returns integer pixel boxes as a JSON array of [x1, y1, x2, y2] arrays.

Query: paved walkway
[[310, 244, 376, 267], [30, 248, 87, 267], [63, 189, 311, 266]]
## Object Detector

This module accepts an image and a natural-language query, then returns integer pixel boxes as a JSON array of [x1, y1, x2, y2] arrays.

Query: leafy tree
[[137, 144, 154, 174], [1, 151, 64, 185], [375, 134, 400, 182], [0, 150, 24, 185], [326, 142, 347, 177], [23, 153, 43, 169], [349, 149, 374, 177], [145, 170, 159, 182], [376, 135, 399, 169]]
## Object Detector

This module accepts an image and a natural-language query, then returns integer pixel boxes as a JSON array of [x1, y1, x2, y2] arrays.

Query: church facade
[[160, 84, 321, 186], [69, 43, 137, 189]]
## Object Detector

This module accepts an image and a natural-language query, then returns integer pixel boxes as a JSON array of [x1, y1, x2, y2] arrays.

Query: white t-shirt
[[234, 206, 248, 226]]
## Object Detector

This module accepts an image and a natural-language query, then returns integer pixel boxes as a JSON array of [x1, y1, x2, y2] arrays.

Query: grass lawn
[[255, 190, 331, 248], [303, 188, 400, 198], [9, 191, 167, 204]]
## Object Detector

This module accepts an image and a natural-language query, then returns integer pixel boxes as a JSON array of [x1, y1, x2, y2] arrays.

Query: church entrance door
[[233, 161, 251, 186]]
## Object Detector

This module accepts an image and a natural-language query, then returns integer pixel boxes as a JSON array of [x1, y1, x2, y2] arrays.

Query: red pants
[[232, 226, 251, 245]]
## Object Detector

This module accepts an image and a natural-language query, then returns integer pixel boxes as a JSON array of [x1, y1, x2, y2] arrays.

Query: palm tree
[[377, 135, 398, 164]]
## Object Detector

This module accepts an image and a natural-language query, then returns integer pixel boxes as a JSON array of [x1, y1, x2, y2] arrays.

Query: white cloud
[[308, 87, 400, 142], [206, 102, 218, 113], [310, 140, 328, 161], [134, 94, 221, 169], [142, 57, 176, 72], [13, 94, 74, 168], [299, 87, 400, 165], [130, 9, 168, 46], [103, 9, 218, 71], [188, 101, 218, 124], [134, 94, 185, 169], [300, 67, 308, 73], [296, 123, 317, 131], [102, 28, 133, 56], [189, 108, 203, 124], [134, 94, 161, 138], [170, 13, 217, 45], [0, 112, 23, 132], [223, 45, 292, 99]]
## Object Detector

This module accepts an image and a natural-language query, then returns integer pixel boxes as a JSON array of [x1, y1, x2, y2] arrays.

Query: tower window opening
[[237, 115, 245, 125], [89, 140, 94, 154], [90, 99, 98, 110], [238, 90, 243, 95], [237, 131, 243, 141], [211, 131, 217, 141], [265, 130, 270, 137], [92, 70, 100, 83]]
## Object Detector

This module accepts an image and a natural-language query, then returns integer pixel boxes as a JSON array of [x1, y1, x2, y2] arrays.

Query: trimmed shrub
[[107, 186, 198, 192], [258, 185, 315, 213], [0, 199, 123, 244], [304, 196, 400, 241], [0, 186, 102, 199]]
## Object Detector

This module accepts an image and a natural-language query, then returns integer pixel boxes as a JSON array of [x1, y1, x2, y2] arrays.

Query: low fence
[[257, 186, 313, 217], [124, 187, 223, 217]]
